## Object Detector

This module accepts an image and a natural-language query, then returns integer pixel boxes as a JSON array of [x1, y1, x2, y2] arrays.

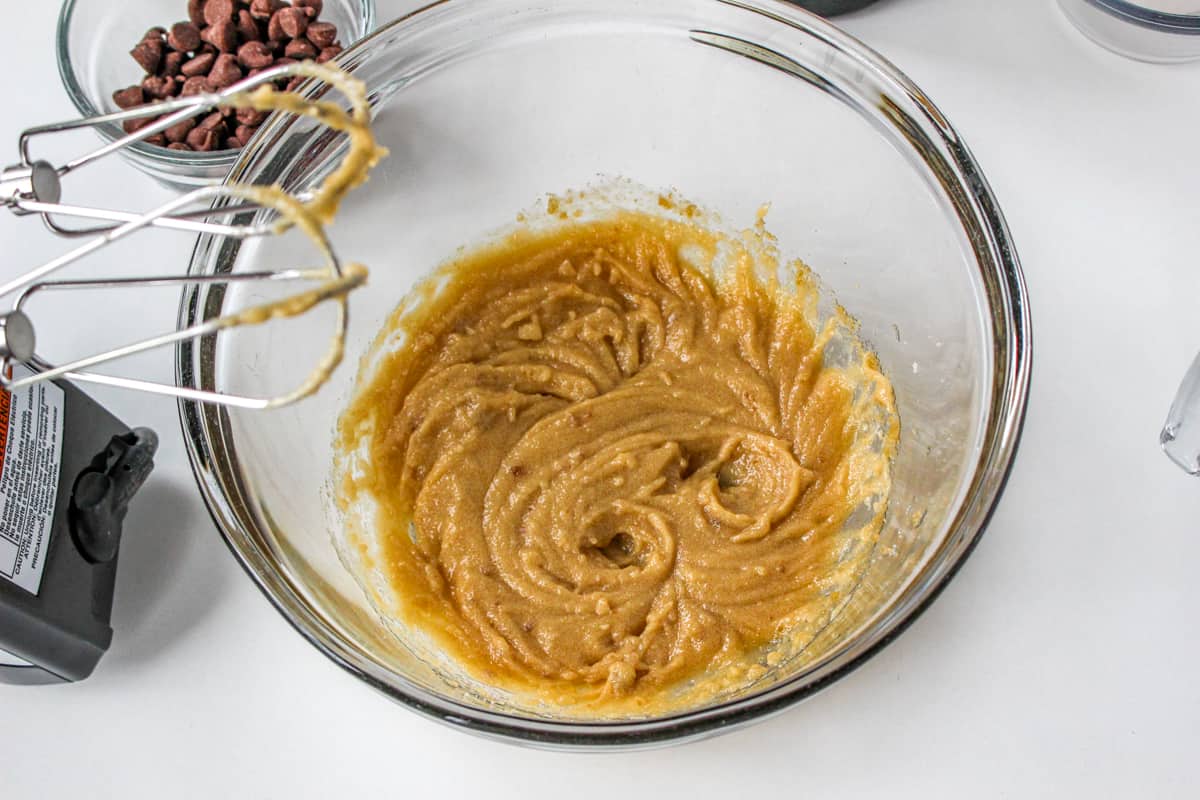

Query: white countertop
[[3, 0, 1199, 796]]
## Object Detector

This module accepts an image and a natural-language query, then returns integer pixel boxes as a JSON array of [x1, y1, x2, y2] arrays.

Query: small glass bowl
[[1059, 0, 1200, 62], [56, 0, 375, 190]]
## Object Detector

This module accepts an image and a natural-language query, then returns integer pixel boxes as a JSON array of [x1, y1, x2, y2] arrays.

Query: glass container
[[56, 0, 376, 190], [177, 0, 1031, 748], [1059, 0, 1200, 62]]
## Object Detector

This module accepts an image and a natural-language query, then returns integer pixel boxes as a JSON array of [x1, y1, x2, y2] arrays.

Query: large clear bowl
[[57, 0, 376, 190], [177, 0, 1031, 748]]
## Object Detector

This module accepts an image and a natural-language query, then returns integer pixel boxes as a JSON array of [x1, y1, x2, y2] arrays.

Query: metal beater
[[0, 61, 371, 410], [0, 61, 379, 685]]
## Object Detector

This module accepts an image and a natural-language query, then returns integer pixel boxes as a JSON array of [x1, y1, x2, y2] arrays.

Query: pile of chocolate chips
[[113, 0, 344, 152]]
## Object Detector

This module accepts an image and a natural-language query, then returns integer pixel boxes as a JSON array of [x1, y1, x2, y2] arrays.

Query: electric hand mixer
[[0, 61, 381, 683]]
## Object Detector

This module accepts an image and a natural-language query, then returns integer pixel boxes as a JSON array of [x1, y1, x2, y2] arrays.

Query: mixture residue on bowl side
[[335, 199, 898, 710]]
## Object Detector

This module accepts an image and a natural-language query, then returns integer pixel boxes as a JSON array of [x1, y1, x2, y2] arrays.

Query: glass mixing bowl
[[176, 0, 1031, 748]]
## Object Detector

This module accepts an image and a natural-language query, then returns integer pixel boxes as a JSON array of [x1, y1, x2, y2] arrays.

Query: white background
[[3, 0, 1200, 796]]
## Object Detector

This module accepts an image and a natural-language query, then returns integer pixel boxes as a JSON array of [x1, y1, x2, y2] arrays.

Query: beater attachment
[[0, 61, 381, 409]]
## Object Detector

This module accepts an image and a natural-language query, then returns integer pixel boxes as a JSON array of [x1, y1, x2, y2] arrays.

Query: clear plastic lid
[[1059, 0, 1200, 62], [1163, 355, 1200, 474]]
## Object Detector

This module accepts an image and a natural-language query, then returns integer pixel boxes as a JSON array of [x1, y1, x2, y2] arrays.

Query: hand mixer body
[[0, 378, 156, 684]]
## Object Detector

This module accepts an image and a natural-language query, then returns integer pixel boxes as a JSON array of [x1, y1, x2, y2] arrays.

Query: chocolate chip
[[165, 117, 196, 143], [142, 75, 177, 99], [186, 125, 221, 151], [167, 21, 202, 52], [237, 40, 274, 69], [168, 142, 193, 151], [271, 7, 308, 39], [315, 45, 341, 64], [284, 38, 316, 59], [264, 38, 285, 55], [198, 111, 227, 132], [249, 0, 284, 21], [181, 52, 215, 76], [283, 6, 311, 37], [235, 107, 268, 126], [285, 75, 304, 92], [187, 0, 206, 26], [163, 51, 185, 76], [181, 75, 210, 96], [225, 137, 243, 149], [122, 116, 156, 135], [266, 11, 284, 41], [144, 133, 168, 147], [200, 130, 224, 151], [202, 18, 237, 52], [207, 53, 243, 88], [203, 0, 235, 25], [237, 10, 260, 42], [130, 38, 163, 73], [234, 123, 258, 144], [142, 26, 167, 41], [305, 21, 337, 48], [112, 85, 145, 109], [294, 0, 323, 16]]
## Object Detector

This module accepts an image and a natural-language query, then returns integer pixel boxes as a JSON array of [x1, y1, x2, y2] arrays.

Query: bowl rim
[[54, 0, 378, 167], [1080, 0, 1200, 33], [176, 0, 1032, 749]]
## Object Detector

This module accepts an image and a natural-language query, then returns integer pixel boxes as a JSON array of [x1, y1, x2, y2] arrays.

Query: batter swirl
[[336, 208, 897, 706]]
